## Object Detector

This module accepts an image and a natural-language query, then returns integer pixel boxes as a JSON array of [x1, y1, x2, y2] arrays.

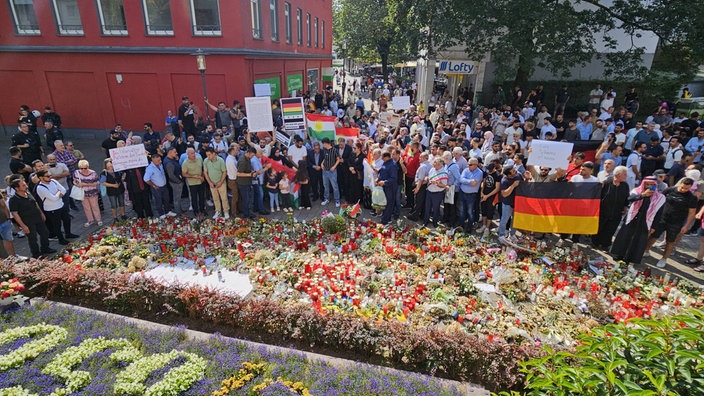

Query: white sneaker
[[475, 225, 486, 234], [656, 259, 667, 268], [212, 212, 221, 219], [188, 205, 193, 212], [653, 240, 666, 249], [223, 213, 230, 219], [643, 251, 650, 258], [482, 228, 490, 238], [335, 201, 340, 207], [321, 200, 329, 206], [158, 215, 166, 220], [166, 211, 177, 217], [206, 200, 214, 207]]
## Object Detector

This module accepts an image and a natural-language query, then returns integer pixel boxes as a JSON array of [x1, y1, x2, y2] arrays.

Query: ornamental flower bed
[[0, 302, 464, 395], [1, 216, 702, 391]]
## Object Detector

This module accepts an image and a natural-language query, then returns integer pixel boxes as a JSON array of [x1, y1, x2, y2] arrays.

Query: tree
[[333, 0, 412, 82]]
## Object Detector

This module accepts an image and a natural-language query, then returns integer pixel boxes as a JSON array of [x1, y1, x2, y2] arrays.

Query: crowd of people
[[3, 80, 703, 273]]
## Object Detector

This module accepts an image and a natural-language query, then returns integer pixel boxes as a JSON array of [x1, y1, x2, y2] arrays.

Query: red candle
[[131, 226, 138, 238], [160, 244, 166, 253]]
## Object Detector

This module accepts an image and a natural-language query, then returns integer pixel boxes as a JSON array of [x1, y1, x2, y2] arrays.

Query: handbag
[[371, 186, 387, 207], [70, 186, 84, 201], [444, 187, 455, 204]]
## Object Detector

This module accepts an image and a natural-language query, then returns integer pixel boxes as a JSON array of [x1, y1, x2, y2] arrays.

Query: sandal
[[693, 265, 704, 272], [685, 258, 702, 266]]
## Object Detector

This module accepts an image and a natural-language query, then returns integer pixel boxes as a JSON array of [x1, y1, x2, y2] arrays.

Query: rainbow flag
[[306, 114, 337, 142], [335, 127, 359, 141]]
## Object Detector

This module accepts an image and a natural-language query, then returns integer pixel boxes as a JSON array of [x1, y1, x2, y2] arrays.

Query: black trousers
[[132, 190, 153, 218], [299, 183, 312, 208], [45, 206, 71, 242], [592, 216, 622, 248], [310, 169, 324, 200], [26, 220, 50, 257], [410, 184, 427, 219], [405, 176, 415, 209], [188, 183, 206, 215]]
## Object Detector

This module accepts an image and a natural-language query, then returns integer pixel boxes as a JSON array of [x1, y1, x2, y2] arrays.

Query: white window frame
[[190, 0, 221, 36], [8, 0, 40, 35], [250, 0, 262, 39], [284, 2, 291, 44], [269, 0, 278, 41], [52, 0, 84, 35], [314, 16, 318, 48], [296, 8, 302, 45], [142, 0, 173, 36], [306, 13, 311, 47], [96, 0, 128, 36]]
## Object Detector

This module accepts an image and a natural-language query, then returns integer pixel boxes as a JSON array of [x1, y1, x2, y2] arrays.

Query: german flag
[[572, 140, 601, 163], [513, 182, 601, 234]]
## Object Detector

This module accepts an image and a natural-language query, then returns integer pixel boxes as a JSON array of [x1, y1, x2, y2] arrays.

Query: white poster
[[244, 96, 274, 132], [254, 83, 271, 97], [526, 140, 574, 170], [392, 96, 411, 110], [379, 111, 400, 127], [109, 144, 148, 172]]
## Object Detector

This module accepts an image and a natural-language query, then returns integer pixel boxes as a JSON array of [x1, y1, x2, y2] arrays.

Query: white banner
[[527, 140, 574, 170], [109, 144, 148, 172], [244, 96, 274, 132], [392, 96, 411, 110]]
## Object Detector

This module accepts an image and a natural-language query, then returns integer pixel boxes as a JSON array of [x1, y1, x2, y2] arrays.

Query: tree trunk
[[381, 52, 389, 83], [513, 55, 529, 89]]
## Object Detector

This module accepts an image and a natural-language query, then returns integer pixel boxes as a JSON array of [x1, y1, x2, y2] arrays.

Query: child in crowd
[[278, 172, 292, 212], [293, 160, 311, 210], [265, 167, 280, 212]]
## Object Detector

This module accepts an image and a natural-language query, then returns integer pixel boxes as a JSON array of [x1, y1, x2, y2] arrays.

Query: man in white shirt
[[626, 142, 646, 189], [625, 121, 643, 151], [505, 120, 523, 146], [570, 162, 599, 183], [35, 169, 76, 245], [540, 118, 557, 140], [600, 92, 615, 116], [588, 83, 603, 112], [225, 145, 240, 217], [287, 136, 308, 168]]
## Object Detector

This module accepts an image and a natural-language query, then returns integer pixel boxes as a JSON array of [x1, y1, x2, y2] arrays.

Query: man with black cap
[[101, 129, 124, 158], [178, 96, 196, 138], [498, 165, 523, 241]]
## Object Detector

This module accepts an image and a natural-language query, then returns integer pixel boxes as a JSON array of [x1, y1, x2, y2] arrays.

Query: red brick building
[[0, 0, 332, 134]]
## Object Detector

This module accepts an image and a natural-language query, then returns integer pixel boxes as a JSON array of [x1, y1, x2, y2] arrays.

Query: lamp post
[[194, 48, 208, 121]]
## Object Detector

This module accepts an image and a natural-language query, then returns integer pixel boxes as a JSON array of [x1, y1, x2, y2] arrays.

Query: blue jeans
[[393, 184, 402, 218], [151, 185, 170, 216], [322, 170, 340, 202], [238, 184, 253, 218], [424, 190, 444, 226], [459, 192, 478, 231], [268, 191, 280, 210], [253, 184, 265, 212], [498, 203, 514, 237], [381, 184, 397, 224]]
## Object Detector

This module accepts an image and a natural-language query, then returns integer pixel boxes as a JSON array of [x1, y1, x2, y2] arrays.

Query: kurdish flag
[[335, 127, 359, 141], [306, 114, 337, 141], [514, 182, 601, 234]]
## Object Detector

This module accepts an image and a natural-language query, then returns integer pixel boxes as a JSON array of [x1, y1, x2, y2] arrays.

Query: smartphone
[[649, 185, 656, 191]]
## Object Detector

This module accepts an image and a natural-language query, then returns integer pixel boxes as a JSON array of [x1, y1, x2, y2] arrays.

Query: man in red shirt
[[403, 142, 421, 209]]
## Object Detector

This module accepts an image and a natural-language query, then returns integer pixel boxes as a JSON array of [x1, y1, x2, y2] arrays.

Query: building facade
[[0, 0, 332, 135]]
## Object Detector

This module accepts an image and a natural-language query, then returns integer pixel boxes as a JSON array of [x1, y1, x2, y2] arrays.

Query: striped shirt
[[322, 147, 340, 170]]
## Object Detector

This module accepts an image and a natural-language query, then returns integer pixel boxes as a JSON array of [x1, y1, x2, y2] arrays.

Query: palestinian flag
[[513, 182, 601, 234], [306, 114, 337, 142], [336, 127, 359, 141]]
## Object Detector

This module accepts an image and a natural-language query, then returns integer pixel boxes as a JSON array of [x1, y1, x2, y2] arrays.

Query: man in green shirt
[[181, 147, 206, 220], [203, 147, 229, 219]]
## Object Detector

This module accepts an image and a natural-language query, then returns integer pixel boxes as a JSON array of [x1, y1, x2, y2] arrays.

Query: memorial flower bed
[[0, 216, 702, 391], [0, 302, 463, 395]]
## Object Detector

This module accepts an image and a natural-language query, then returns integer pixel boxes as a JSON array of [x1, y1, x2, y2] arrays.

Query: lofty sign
[[438, 60, 478, 74]]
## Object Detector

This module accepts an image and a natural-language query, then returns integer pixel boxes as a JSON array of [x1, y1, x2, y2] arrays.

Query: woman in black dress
[[347, 143, 365, 204], [610, 177, 666, 264]]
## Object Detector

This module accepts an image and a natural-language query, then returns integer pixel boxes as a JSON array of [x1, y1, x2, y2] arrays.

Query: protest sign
[[280, 97, 306, 139], [391, 96, 411, 110], [245, 96, 274, 132], [109, 144, 148, 172], [527, 140, 574, 170], [254, 83, 271, 97], [275, 131, 291, 147], [379, 111, 400, 127]]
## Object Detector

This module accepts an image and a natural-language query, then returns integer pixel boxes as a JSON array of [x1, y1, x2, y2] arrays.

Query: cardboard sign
[[109, 144, 148, 172], [379, 111, 400, 127], [244, 96, 274, 132], [527, 140, 574, 170]]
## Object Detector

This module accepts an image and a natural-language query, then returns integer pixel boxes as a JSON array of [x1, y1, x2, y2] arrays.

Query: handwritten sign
[[245, 96, 274, 132], [109, 144, 148, 172], [379, 111, 400, 127], [391, 96, 411, 110], [527, 140, 574, 170]]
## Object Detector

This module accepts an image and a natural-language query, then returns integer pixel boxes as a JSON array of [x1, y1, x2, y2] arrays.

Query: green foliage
[[320, 214, 347, 234], [518, 309, 704, 395]]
